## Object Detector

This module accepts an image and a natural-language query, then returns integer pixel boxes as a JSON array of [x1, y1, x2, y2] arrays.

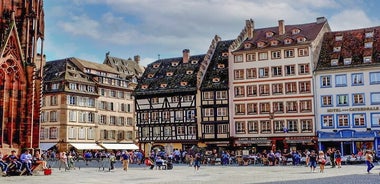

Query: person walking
[[121, 151, 130, 172], [194, 152, 201, 173], [334, 150, 342, 168], [309, 150, 317, 173], [318, 151, 326, 173], [327, 148, 336, 168], [365, 150, 375, 174]]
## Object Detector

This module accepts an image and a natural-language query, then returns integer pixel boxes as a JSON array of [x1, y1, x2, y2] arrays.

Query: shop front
[[318, 129, 379, 156], [235, 137, 272, 154], [284, 136, 318, 151]]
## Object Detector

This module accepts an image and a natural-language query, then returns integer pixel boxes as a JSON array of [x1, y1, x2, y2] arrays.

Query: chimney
[[246, 19, 254, 39], [278, 20, 285, 35], [316, 17, 327, 24], [183, 49, 190, 63], [134, 55, 140, 64]]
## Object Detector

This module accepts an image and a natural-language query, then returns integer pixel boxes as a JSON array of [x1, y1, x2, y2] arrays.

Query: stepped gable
[[316, 26, 380, 71], [135, 52, 206, 96], [234, 19, 326, 51], [200, 40, 234, 90]]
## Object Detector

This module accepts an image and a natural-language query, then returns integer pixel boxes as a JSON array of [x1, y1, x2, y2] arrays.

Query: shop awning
[[318, 138, 374, 142], [70, 143, 103, 150], [101, 143, 139, 150], [39, 143, 57, 150]]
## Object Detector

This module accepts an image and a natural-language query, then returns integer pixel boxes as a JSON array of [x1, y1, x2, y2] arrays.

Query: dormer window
[[186, 70, 193, 75], [364, 42, 373, 48], [222, 52, 228, 57], [141, 84, 148, 89], [257, 41, 266, 48], [284, 38, 292, 44], [180, 81, 188, 86], [153, 64, 160, 68], [191, 60, 198, 64], [292, 28, 300, 35], [244, 43, 251, 49], [160, 83, 167, 88], [363, 56, 372, 63], [344, 58, 352, 65], [297, 37, 306, 43], [365, 32, 374, 38], [270, 40, 279, 46], [217, 64, 225, 69], [335, 35, 343, 41], [171, 61, 179, 66], [333, 47, 341, 52], [166, 72, 174, 76], [266, 31, 274, 38], [331, 59, 338, 66], [147, 73, 154, 78], [212, 78, 220, 82]]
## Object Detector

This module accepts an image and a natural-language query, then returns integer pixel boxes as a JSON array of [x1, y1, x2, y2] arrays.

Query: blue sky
[[44, 0, 380, 67]]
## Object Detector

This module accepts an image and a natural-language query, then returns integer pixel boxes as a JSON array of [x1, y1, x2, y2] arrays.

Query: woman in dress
[[318, 151, 326, 173]]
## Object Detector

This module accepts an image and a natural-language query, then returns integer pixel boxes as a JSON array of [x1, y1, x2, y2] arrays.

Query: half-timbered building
[[0, 0, 44, 153], [199, 36, 234, 149], [134, 50, 205, 154]]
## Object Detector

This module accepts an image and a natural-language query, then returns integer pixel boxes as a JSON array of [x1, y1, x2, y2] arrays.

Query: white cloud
[[58, 14, 101, 39], [44, 0, 380, 67], [329, 9, 380, 31]]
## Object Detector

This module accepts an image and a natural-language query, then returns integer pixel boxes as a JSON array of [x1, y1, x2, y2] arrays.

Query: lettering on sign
[[327, 106, 379, 113]]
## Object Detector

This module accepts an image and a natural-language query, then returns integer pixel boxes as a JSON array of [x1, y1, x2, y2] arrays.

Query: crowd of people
[[1, 147, 378, 176], [0, 149, 48, 176]]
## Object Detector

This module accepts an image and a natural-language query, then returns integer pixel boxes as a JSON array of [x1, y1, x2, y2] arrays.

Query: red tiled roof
[[234, 20, 326, 51], [316, 26, 380, 70]]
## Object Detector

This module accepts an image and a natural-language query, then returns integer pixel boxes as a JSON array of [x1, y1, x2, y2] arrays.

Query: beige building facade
[[40, 55, 143, 152]]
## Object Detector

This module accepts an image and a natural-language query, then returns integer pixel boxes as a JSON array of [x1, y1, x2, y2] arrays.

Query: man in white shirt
[[20, 149, 33, 175]]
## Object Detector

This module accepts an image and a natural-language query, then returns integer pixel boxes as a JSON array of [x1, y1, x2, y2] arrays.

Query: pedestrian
[[318, 151, 326, 173], [334, 150, 342, 168], [327, 148, 336, 168], [309, 150, 317, 173], [194, 152, 201, 173], [364, 150, 375, 174], [109, 152, 116, 170], [121, 151, 130, 172]]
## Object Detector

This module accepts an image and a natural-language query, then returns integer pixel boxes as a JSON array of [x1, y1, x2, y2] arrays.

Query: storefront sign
[[327, 106, 379, 113], [236, 137, 271, 144]]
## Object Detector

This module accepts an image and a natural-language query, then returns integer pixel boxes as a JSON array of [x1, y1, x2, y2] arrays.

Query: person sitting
[[145, 157, 154, 170], [33, 150, 48, 170], [7, 150, 22, 173], [155, 156, 165, 170], [0, 151, 8, 176], [20, 149, 33, 175]]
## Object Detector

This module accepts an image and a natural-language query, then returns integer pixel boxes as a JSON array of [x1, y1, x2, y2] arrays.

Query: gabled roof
[[316, 26, 380, 71], [200, 40, 233, 90], [44, 58, 95, 85], [134, 53, 205, 96], [71, 57, 117, 74], [104, 54, 144, 77], [234, 19, 327, 52]]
